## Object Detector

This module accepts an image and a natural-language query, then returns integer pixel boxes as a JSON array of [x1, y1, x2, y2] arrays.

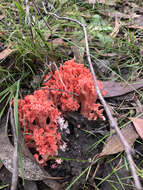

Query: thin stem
[[10, 107, 19, 190]]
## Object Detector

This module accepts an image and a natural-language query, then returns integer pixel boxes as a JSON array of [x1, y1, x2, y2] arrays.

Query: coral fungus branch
[[49, 12, 142, 190]]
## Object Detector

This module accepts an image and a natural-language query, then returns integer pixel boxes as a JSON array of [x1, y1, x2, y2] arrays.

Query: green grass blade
[[14, 1, 25, 15]]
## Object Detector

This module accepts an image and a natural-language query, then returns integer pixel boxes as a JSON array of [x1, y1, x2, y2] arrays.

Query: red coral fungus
[[17, 59, 106, 165], [17, 89, 61, 165], [43, 59, 106, 120]]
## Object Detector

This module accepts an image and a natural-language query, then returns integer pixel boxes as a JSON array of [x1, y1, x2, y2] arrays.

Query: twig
[[48, 13, 142, 190], [10, 106, 19, 190]]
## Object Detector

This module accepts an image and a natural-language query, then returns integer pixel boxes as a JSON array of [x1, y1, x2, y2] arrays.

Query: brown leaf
[[0, 42, 15, 60], [0, 116, 62, 190], [130, 117, 143, 139], [102, 79, 143, 98], [99, 125, 138, 157]]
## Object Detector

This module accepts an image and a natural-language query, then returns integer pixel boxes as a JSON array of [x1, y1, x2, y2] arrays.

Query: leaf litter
[[102, 79, 143, 98], [99, 125, 139, 157]]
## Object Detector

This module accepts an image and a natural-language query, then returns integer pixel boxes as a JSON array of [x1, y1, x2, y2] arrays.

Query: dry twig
[[48, 12, 142, 190]]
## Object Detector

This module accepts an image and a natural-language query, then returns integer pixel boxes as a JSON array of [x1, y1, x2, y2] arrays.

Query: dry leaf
[[0, 42, 15, 60], [102, 79, 143, 98], [0, 116, 62, 190], [99, 125, 138, 157], [130, 117, 143, 139]]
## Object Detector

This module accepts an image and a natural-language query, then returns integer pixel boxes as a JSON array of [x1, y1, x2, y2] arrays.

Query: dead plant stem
[[10, 107, 19, 190]]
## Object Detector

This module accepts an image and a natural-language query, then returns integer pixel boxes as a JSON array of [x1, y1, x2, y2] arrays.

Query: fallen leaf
[[99, 125, 138, 157], [0, 42, 15, 60], [102, 79, 143, 98], [130, 117, 143, 139], [0, 116, 62, 190]]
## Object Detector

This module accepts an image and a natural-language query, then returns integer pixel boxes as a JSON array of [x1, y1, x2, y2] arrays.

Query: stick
[[48, 13, 142, 190], [10, 107, 19, 190]]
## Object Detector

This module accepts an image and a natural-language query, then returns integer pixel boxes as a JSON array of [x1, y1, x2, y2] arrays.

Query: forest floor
[[1, 0, 143, 190]]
